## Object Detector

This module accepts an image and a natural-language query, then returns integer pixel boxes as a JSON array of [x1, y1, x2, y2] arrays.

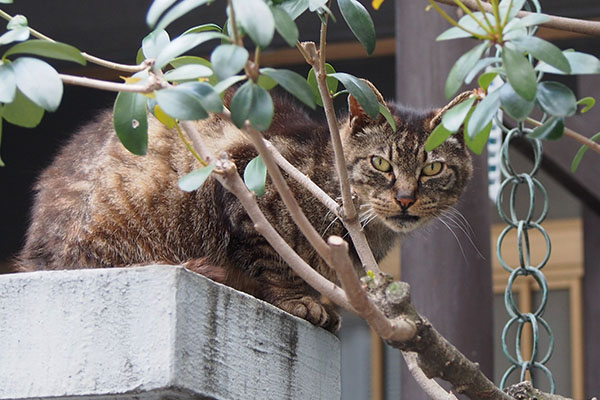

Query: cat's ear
[[348, 80, 387, 131], [428, 91, 474, 131]]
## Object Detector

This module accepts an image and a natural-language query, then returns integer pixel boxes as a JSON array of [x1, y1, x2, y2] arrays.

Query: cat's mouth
[[387, 214, 421, 223]]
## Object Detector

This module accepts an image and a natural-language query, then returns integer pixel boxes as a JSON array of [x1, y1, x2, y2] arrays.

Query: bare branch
[[403, 351, 459, 400], [434, 0, 600, 36], [59, 74, 161, 93], [526, 117, 600, 155]]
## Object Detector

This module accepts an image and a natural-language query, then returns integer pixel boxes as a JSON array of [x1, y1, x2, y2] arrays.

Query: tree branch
[[403, 351, 459, 400], [59, 74, 161, 93], [434, 0, 600, 36], [526, 117, 600, 155]]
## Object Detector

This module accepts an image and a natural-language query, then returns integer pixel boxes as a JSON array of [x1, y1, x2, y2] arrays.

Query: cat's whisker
[[447, 206, 475, 237], [322, 215, 340, 237], [438, 217, 469, 263], [441, 210, 485, 260]]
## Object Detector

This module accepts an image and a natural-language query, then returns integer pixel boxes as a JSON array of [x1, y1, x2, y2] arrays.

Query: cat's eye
[[371, 156, 392, 172], [422, 161, 444, 176]]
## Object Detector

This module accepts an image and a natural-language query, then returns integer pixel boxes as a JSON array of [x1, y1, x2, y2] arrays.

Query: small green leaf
[[213, 75, 246, 94], [155, 86, 208, 120], [0, 26, 29, 45], [182, 24, 223, 35], [230, 81, 274, 131], [337, 0, 376, 55], [529, 116, 565, 140], [179, 165, 216, 192], [0, 0, 14, 4], [257, 74, 278, 90], [504, 13, 552, 33], [163, 64, 213, 81], [425, 123, 453, 152], [7, 14, 27, 29], [232, 0, 275, 48], [502, 44, 537, 102], [170, 56, 212, 68], [329, 72, 379, 118], [465, 121, 492, 155], [536, 51, 600, 75], [510, 36, 570, 74], [136, 47, 145, 64], [179, 82, 223, 113], [3, 89, 44, 128], [467, 89, 501, 139], [12, 57, 63, 112], [478, 71, 499, 91], [153, 104, 177, 129], [271, 5, 299, 47], [307, 63, 338, 107], [281, 0, 309, 20], [577, 97, 596, 114], [436, 26, 473, 42], [465, 57, 501, 84], [536, 81, 577, 117], [155, 0, 212, 31], [146, 0, 178, 27], [445, 42, 488, 99], [499, 82, 534, 121], [437, 12, 491, 41], [4, 40, 86, 65], [260, 67, 316, 109], [230, 81, 253, 128], [0, 62, 16, 103], [379, 103, 396, 132], [155, 32, 227, 70], [442, 96, 476, 133], [571, 131, 600, 172], [499, 0, 526, 23], [142, 29, 170, 60], [113, 91, 149, 156], [210, 44, 249, 81], [244, 155, 267, 196]]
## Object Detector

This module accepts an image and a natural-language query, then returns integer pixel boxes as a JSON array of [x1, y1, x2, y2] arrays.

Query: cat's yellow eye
[[422, 161, 444, 176], [371, 156, 392, 172]]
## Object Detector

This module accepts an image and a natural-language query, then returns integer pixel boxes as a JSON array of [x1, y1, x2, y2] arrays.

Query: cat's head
[[341, 85, 473, 233]]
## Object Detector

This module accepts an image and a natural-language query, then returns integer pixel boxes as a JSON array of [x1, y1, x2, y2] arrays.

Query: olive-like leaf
[[153, 104, 177, 129], [281, 0, 309, 20], [210, 44, 249, 81], [510, 36, 570, 74], [271, 5, 299, 47], [248, 84, 274, 131], [571, 131, 600, 172], [478, 71, 499, 91], [146, 0, 178, 27], [164, 64, 213, 81], [329, 72, 379, 118], [155, 32, 227, 70], [182, 24, 223, 35], [499, 82, 534, 121], [113, 91, 149, 156], [244, 155, 267, 197], [442, 96, 476, 133], [536, 81, 577, 117], [499, 0, 526, 23], [536, 51, 600, 75], [142, 29, 170, 60], [529, 116, 565, 140], [260, 67, 315, 109], [12, 57, 63, 112], [156, 0, 212, 31], [231, 0, 275, 48], [230, 81, 253, 128], [0, 26, 29, 45], [437, 12, 491, 41], [178, 82, 223, 113], [467, 89, 501, 139], [465, 57, 501, 84], [155, 86, 208, 120], [502, 44, 537, 102], [337, 0, 376, 55], [307, 63, 338, 107], [0, 62, 16, 103], [213, 75, 246, 94], [4, 40, 86, 65], [179, 165, 216, 192], [465, 121, 492, 155], [425, 123, 453, 152], [445, 42, 488, 100], [3, 89, 44, 128], [577, 97, 596, 114], [504, 13, 552, 33], [379, 103, 396, 132]]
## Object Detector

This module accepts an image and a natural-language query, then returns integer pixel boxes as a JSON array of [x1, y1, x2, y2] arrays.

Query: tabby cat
[[14, 86, 472, 332]]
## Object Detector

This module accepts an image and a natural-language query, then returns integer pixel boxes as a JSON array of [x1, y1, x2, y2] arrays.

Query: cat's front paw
[[275, 296, 341, 333]]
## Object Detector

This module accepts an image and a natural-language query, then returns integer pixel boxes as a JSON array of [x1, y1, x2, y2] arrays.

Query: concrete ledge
[[0, 265, 340, 399]]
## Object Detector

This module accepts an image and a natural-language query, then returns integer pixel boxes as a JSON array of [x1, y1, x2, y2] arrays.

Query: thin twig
[[403, 351, 459, 400], [59, 74, 159, 93], [526, 117, 600, 155]]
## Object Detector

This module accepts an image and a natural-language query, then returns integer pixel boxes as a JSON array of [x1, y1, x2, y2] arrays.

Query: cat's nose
[[395, 193, 416, 210]]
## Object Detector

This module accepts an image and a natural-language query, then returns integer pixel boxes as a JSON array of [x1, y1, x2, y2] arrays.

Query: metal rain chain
[[495, 122, 555, 393]]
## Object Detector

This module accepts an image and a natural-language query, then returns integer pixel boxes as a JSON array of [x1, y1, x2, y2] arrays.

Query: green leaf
[[155, 86, 208, 120], [230, 81, 274, 131], [271, 5, 299, 47], [571, 131, 600, 172], [4, 40, 86, 65], [182, 24, 223, 35], [536, 51, 600, 75], [163, 64, 213, 81], [504, 13, 552, 33], [12, 57, 63, 112], [379, 103, 396, 132], [337, 0, 376, 55], [529, 116, 565, 140], [257, 74, 278, 90], [170, 55, 212, 68], [465, 121, 492, 155], [7, 14, 27, 29], [260, 67, 315, 109], [232, 0, 275, 48], [178, 165, 216, 192], [230, 81, 253, 128], [465, 57, 501, 84], [155, 32, 227, 70], [536, 81, 577, 117], [478, 71, 499, 91], [244, 155, 267, 196], [466, 89, 501, 139], [0, 27, 29, 45], [281, 0, 309, 20], [153, 104, 177, 129], [445, 42, 488, 99], [113, 92, 149, 156], [307, 63, 338, 107], [425, 123, 453, 152], [436, 26, 473, 42], [499, 82, 534, 121], [0, 62, 16, 103], [147, 0, 177, 27], [499, 0, 526, 23], [577, 97, 596, 114], [213, 75, 246, 94], [142, 29, 170, 60], [136, 47, 145, 64], [3, 89, 44, 128], [437, 12, 491, 41], [178, 82, 223, 113], [155, 0, 212, 31], [0, 0, 14, 4], [510, 36, 570, 74], [442, 96, 476, 133], [329, 72, 379, 118], [210, 44, 249, 81], [502, 44, 537, 102]]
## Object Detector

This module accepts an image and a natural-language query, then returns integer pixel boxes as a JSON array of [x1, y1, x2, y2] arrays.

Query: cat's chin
[[384, 214, 424, 233]]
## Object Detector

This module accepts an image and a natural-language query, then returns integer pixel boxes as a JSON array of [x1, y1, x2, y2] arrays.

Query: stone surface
[[0, 265, 340, 399]]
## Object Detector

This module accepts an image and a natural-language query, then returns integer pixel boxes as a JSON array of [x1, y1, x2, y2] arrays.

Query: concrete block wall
[[0, 265, 340, 399]]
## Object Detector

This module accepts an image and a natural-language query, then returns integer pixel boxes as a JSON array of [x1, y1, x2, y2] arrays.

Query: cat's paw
[[276, 296, 341, 333]]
